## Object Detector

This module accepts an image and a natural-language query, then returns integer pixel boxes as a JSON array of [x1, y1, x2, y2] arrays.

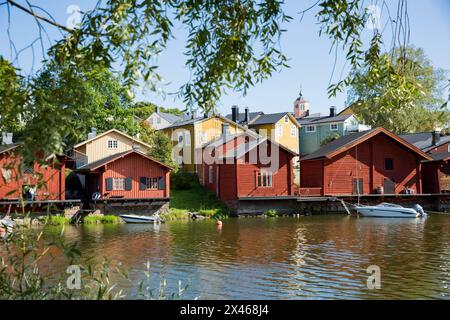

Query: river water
[[14, 215, 450, 299]]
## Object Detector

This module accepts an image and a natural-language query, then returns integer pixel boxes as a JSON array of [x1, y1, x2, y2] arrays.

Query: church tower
[[293, 88, 310, 119]]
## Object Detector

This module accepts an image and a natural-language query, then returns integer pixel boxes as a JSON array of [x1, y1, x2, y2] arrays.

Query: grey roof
[[428, 151, 450, 162], [165, 116, 205, 129], [223, 139, 260, 159], [249, 112, 293, 126], [225, 112, 264, 124], [399, 132, 450, 152], [0, 143, 21, 155], [297, 114, 352, 125], [300, 129, 375, 161], [157, 112, 182, 123]]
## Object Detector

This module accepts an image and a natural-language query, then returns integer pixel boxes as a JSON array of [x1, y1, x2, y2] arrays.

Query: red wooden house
[[300, 128, 432, 196], [422, 152, 450, 193], [199, 133, 297, 204], [75, 150, 171, 199], [0, 143, 66, 200]]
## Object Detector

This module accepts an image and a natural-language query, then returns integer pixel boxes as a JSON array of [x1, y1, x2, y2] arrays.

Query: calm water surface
[[20, 215, 450, 299]]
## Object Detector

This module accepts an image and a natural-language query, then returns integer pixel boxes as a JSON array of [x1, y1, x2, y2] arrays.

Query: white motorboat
[[119, 214, 163, 223], [354, 203, 426, 218], [0, 217, 15, 231]]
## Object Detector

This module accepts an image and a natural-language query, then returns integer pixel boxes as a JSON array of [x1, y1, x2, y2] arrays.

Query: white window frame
[[156, 117, 161, 124], [305, 125, 316, 133], [276, 124, 283, 137], [291, 125, 297, 137], [448, 145, 450, 152], [185, 131, 191, 146], [257, 171, 273, 188], [145, 177, 159, 190], [284, 115, 289, 123], [107, 139, 118, 149], [177, 132, 184, 144], [112, 178, 125, 190], [330, 123, 338, 131], [209, 166, 213, 183]]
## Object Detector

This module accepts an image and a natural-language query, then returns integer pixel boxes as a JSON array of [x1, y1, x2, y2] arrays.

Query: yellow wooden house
[[248, 112, 300, 155], [161, 115, 246, 173], [71, 128, 151, 168]]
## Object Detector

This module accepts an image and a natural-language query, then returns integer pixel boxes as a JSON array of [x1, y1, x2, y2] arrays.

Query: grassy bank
[[164, 181, 229, 221], [41, 214, 122, 225]]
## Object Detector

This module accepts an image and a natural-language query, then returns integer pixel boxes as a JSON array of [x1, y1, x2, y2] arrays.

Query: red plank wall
[[98, 153, 170, 198], [0, 153, 65, 200], [300, 133, 422, 196]]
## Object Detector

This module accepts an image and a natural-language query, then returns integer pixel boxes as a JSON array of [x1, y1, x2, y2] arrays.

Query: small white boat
[[0, 217, 15, 231], [355, 203, 426, 218], [119, 214, 162, 224]]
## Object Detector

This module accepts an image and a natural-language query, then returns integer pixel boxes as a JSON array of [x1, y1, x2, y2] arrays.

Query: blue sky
[[1, 0, 449, 116]]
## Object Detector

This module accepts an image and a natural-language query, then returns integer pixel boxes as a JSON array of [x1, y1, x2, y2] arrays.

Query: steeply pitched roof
[[0, 143, 21, 155], [73, 129, 152, 149], [249, 112, 299, 126], [427, 151, 450, 162], [399, 132, 450, 152], [165, 116, 204, 129], [156, 112, 182, 123], [225, 112, 264, 124], [297, 114, 352, 125], [75, 150, 172, 172], [300, 127, 432, 161]]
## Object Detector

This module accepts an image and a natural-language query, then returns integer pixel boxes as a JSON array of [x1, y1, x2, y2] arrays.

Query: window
[[305, 125, 316, 133], [146, 177, 159, 189], [257, 171, 273, 188], [200, 131, 207, 144], [112, 178, 125, 190], [177, 132, 184, 144], [448, 145, 450, 152], [291, 125, 297, 137], [276, 124, 283, 137], [284, 115, 289, 123], [23, 163, 34, 174], [353, 178, 363, 194], [107, 139, 118, 149], [384, 158, 394, 170], [156, 117, 161, 124], [185, 131, 191, 146], [330, 123, 338, 131], [209, 166, 213, 183], [140, 177, 164, 190]]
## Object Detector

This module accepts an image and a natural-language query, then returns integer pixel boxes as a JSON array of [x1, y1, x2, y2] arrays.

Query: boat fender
[[413, 204, 426, 217]]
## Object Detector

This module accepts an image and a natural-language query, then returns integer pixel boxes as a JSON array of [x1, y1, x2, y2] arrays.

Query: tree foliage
[[347, 47, 449, 133], [0, 57, 28, 135]]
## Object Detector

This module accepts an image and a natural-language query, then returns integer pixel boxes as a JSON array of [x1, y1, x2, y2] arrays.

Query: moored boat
[[119, 214, 163, 223], [355, 203, 426, 218]]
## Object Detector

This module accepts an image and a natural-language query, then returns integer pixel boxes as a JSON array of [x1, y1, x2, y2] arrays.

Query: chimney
[[231, 105, 239, 123], [432, 130, 441, 146], [87, 128, 97, 140], [156, 106, 160, 113], [222, 124, 229, 137], [329, 106, 336, 117], [2, 132, 13, 145], [244, 107, 249, 123], [191, 110, 197, 119]]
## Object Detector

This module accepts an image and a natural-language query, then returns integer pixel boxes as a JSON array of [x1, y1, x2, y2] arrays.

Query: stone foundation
[[89, 200, 170, 216]]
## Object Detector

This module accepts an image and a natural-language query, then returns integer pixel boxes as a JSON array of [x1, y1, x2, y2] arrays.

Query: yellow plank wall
[[76, 131, 150, 163], [253, 116, 299, 154], [162, 117, 243, 173]]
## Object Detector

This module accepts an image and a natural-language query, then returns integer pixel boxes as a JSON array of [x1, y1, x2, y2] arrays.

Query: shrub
[[42, 215, 71, 225], [83, 215, 121, 224], [265, 209, 279, 217], [170, 171, 196, 190]]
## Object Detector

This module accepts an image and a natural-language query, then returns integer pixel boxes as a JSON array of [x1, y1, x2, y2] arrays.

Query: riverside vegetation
[[0, 219, 190, 299]]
